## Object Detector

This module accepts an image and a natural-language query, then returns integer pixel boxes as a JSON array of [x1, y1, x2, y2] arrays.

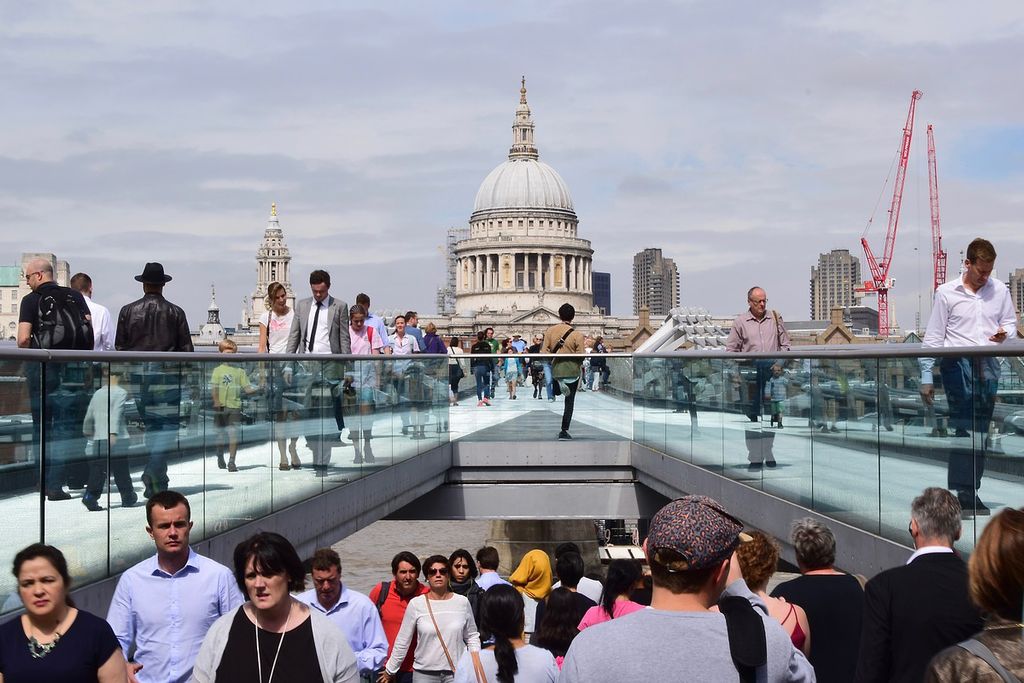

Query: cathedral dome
[[472, 159, 574, 214]]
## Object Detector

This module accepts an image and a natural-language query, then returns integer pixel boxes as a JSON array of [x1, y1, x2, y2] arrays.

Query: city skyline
[[3, 1, 1022, 329]]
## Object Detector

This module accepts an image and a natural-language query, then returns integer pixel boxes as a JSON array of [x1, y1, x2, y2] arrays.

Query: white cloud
[[2, 0, 1023, 327]]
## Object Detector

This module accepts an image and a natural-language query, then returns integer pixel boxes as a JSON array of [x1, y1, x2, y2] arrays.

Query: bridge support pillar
[[488, 519, 603, 579]]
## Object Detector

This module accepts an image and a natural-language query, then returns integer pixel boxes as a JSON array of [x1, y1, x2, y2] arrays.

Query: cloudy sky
[[3, 1, 1022, 331]]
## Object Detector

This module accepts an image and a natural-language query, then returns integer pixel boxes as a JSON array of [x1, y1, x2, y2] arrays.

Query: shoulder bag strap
[[470, 650, 489, 683], [771, 310, 782, 349], [424, 594, 457, 672], [957, 638, 1022, 683], [374, 581, 390, 615], [551, 326, 574, 353]]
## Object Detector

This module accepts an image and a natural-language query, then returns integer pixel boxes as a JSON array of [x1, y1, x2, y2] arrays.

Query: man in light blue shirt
[[297, 548, 388, 680], [405, 311, 426, 352], [475, 546, 512, 590], [107, 491, 243, 683]]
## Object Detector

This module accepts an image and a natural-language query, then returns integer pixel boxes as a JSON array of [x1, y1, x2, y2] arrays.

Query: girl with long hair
[[453, 585, 557, 683], [577, 559, 645, 630]]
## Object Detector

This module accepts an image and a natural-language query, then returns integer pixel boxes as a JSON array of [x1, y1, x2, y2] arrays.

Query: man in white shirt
[[920, 238, 1017, 515], [67, 272, 113, 490], [70, 272, 114, 351], [285, 270, 350, 472]]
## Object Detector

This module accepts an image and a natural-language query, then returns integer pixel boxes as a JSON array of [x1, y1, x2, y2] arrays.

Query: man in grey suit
[[285, 269, 350, 475]]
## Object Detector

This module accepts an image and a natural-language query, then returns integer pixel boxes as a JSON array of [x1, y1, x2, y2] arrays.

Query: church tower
[[246, 203, 295, 327], [199, 284, 226, 343]]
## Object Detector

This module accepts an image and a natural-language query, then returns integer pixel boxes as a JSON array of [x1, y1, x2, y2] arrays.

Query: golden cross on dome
[[271, 202, 277, 217]]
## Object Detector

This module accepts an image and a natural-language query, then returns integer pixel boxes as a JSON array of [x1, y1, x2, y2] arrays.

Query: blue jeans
[[474, 365, 491, 400], [939, 357, 998, 492], [542, 362, 554, 399]]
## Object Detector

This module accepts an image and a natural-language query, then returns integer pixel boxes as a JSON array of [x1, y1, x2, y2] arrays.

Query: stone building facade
[[435, 80, 638, 347], [242, 204, 295, 330]]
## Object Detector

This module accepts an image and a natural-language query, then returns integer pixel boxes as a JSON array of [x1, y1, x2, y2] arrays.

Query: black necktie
[[308, 301, 321, 352]]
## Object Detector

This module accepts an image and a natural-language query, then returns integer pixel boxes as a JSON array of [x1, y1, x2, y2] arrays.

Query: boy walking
[[210, 339, 258, 471]]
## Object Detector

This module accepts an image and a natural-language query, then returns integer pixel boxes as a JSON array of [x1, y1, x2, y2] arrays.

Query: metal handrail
[[2, 343, 1023, 363]]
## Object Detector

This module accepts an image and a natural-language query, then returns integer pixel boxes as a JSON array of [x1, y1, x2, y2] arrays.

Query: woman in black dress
[[192, 532, 358, 683], [0, 544, 126, 683], [770, 518, 864, 683]]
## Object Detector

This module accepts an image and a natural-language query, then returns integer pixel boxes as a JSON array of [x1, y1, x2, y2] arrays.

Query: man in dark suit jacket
[[284, 269, 350, 473], [854, 487, 983, 683]]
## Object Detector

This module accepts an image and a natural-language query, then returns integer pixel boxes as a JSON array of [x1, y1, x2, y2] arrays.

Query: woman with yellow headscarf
[[509, 549, 553, 641]]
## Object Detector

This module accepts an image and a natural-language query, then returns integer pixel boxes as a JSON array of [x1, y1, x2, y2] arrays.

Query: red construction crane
[[860, 90, 923, 337], [927, 124, 948, 292]]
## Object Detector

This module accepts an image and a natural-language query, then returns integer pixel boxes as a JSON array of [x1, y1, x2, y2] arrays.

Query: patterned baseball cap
[[647, 496, 746, 571]]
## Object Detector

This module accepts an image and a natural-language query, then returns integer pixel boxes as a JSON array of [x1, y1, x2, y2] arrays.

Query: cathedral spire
[[509, 76, 538, 160], [207, 284, 221, 325]]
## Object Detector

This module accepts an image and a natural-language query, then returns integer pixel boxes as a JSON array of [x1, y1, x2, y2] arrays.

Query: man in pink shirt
[[726, 286, 791, 423], [347, 304, 384, 464]]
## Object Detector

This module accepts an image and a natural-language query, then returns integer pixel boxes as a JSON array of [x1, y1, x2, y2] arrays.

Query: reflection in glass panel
[[0, 357, 41, 614]]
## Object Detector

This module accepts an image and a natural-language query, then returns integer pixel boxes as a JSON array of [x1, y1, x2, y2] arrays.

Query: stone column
[[548, 254, 555, 291], [487, 520, 603, 579]]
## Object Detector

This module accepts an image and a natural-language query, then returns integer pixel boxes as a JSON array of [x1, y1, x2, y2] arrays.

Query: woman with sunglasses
[[379, 555, 480, 683]]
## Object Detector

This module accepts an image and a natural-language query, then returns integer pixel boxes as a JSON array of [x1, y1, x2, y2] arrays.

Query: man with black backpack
[[560, 496, 815, 682], [18, 257, 94, 501], [368, 551, 428, 683]]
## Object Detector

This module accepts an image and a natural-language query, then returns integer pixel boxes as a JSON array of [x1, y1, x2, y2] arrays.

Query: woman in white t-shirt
[[258, 282, 301, 470], [447, 336, 466, 406]]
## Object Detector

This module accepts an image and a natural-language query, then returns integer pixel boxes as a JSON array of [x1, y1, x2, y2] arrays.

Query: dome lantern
[[509, 76, 538, 161]]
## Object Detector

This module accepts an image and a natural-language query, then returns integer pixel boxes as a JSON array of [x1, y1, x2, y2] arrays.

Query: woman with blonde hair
[[509, 550, 553, 641], [258, 281, 301, 470], [926, 506, 1024, 681]]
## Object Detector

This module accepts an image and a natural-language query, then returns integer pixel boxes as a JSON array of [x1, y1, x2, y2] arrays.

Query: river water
[[327, 519, 492, 595]]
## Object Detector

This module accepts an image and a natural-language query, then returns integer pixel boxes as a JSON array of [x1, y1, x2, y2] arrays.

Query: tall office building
[[633, 248, 679, 317], [810, 249, 861, 320], [593, 271, 611, 315], [1009, 268, 1024, 323]]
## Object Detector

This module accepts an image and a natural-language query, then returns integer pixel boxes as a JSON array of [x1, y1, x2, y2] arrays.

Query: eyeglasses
[[427, 567, 448, 576], [24, 271, 40, 282]]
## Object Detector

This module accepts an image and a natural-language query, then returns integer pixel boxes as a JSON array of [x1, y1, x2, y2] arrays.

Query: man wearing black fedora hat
[[116, 262, 193, 497]]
